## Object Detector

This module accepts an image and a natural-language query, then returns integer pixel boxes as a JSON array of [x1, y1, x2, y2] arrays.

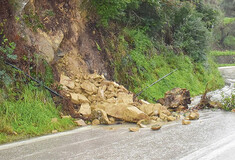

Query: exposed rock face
[[158, 88, 191, 110]]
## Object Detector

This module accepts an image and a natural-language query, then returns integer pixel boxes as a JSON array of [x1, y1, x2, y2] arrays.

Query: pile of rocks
[[60, 73, 199, 130]]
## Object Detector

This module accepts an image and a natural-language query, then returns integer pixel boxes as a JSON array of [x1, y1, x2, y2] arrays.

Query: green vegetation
[[224, 35, 235, 49], [23, 12, 45, 32], [221, 93, 235, 111], [210, 50, 235, 56], [109, 29, 224, 102], [223, 17, 235, 25], [90, 0, 224, 102], [0, 85, 75, 144], [217, 63, 235, 67], [0, 22, 75, 144]]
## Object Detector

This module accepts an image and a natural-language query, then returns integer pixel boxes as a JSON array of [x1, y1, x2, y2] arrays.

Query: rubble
[[151, 124, 161, 130], [75, 119, 87, 126], [59, 73, 199, 129], [182, 120, 191, 125], [129, 127, 140, 132]]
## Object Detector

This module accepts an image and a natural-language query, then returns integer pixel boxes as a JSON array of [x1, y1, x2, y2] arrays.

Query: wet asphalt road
[[0, 66, 234, 160], [1, 110, 235, 160]]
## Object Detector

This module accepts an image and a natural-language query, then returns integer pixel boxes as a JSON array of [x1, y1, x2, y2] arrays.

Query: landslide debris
[[60, 72, 199, 130]]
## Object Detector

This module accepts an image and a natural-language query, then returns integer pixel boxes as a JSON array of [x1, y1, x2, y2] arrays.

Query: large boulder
[[79, 103, 91, 117], [92, 103, 128, 119], [92, 103, 148, 123], [159, 88, 191, 110], [117, 92, 133, 104], [122, 106, 148, 122], [137, 103, 163, 116]]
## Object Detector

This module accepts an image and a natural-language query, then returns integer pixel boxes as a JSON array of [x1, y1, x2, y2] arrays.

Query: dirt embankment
[[1, 0, 113, 79]]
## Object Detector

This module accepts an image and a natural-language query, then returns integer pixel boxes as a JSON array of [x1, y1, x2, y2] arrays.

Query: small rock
[[182, 119, 191, 125], [109, 117, 116, 124], [92, 119, 100, 125], [61, 115, 71, 119], [70, 93, 89, 104], [52, 130, 58, 133], [60, 75, 75, 89], [151, 124, 161, 131], [231, 109, 235, 112], [138, 123, 147, 128], [51, 118, 58, 123], [75, 119, 87, 126], [167, 116, 176, 122], [129, 127, 139, 132], [81, 80, 98, 95], [189, 111, 199, 120]]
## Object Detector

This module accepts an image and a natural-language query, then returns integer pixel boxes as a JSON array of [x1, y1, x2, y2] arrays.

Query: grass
[[218, 63, 235, 67], [221, 93, 235, 111], [224, 17, 235, 25], [210, 50, 235, 56], [110, 29, 224, 102], [0, 85, 76, 144]]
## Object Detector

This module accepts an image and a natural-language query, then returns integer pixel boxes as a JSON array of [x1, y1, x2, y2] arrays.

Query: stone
[[91, 109, 111, 124], [123, 106, 148, 122], [97, 87, 105, 100], [232, 109, 235, 112], [151, 124, 161, 131], [167, 116, 176, 122], [51, 118, 58, 123], [79, 103, 91, 117], [70, 93, 89, 104], [109, 117, 116, 124], [117, 92, 133, 104], [81, 80, 98, 95], [61, 115, 71, 119], [138, 123, 147, 128], [92, 119, 100, 125], [75, 119, 87, 126], [138, 103, 163, 116], [52, 130, 58, 133], [137, 119, 151, 125], [140, 99, 150, 105], [93, 103, 128, 120], [188, 111, 199, 120], [182, 119, 191, 125], [60, 75, 75, 89], [107, 84, 115, 92], [129, 127, 139, 132]]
